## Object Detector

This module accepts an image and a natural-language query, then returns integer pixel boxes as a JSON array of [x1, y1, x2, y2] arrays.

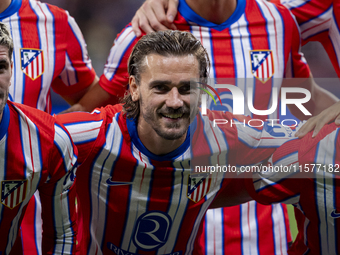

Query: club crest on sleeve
[[187, 173, 211, 203], [250, 50, 274, 83], [20, 48, 44, 80], [1, 180, 27, 209]]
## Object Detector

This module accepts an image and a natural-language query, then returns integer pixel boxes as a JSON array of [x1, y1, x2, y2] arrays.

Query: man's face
[[130, 54, 201, 141], [0, 45, 11, 122]]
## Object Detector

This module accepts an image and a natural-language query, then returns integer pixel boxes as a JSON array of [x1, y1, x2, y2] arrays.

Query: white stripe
[[229, 15, 254, 117], [65, 120, 103, 144], [87, 119, 119, 254], [299, 8, 332, 40], [6, 108, 42, 253], [205, 208, 223, 255], [329, 16, 340, 70], [121, 147, 154, 253], [158, 154, 191, 254], [190, 26, 214, 79], [67, 11, 92, 71], [236, 122, 294, 148], [315, 131, 337, 254], [54, 125, 77, 254], [104, 27, 136, 80], [272, 204, 288, 254], [34, 1, 55, 111], [259, 0, 285, 119], [38, 52, 43, 78], [60, 53, 77, 86], [94, 118, 123, 254]]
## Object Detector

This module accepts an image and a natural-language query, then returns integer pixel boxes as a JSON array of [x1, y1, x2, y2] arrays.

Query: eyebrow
[[149, 80, 193, 87]]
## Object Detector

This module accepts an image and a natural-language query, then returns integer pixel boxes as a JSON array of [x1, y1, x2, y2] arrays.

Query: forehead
[[0, 45, 10, 61], [140, 54, 200, 82]]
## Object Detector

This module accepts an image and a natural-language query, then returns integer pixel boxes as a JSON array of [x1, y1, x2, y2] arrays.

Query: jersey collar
[[126, 116, 191, 161], [0, 103, 10, 141], [0, 0, 22, 19], [178, 0, 246, 31]]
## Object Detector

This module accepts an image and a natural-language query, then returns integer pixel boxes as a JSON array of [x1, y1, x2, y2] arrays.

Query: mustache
[[157, 107, 190, 115]]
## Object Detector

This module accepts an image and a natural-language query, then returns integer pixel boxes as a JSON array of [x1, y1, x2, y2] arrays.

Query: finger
[[131, 14, 142, 37], [144, 4, 170, 31], [150, 0, 169, 26], [311, 115, 331, 137], [335, 115, 340, 125], [167, 0, 179, 23], [295, 119, 316, 138], [137, 10, 156, 34]]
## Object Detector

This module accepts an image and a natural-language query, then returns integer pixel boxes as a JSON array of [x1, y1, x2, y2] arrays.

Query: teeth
[[163, 113, 183, 119]]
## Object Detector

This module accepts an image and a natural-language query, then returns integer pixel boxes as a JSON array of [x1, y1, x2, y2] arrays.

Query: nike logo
[[330, 210, 340, 218], [106, 177, 133, 186]]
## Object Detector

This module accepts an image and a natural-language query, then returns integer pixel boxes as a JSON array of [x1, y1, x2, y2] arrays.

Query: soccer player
[[56, 30, 305, 254], [211, 122, 340, 254], [0, 22, 77, 254], [65, 0, 339, 254], [0, 0, 98, 252]]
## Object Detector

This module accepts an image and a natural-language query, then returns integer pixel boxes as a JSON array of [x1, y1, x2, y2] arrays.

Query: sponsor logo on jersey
[[20, 48, 44, 80], [106, 177, 133, 186], [107, 242, 182, 255], [330, 209, 340, 219], [250, 50, 274, 83], [1, 180, 27, 209], [187, 172, 211, 203], [133, 211, 172, 251]]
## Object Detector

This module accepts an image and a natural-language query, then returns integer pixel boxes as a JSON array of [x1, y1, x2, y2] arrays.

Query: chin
[[156, 128, 188, 141]]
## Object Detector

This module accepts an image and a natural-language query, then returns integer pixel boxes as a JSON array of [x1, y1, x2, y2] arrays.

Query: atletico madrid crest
[[20, 48, 44, 80], [187, 173, 211, 203], [250, 50, 274, 83], [1, 180, 27, 209]]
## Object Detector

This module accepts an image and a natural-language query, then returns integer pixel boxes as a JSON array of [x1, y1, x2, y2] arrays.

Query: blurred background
[[44, 0, 340, 113]]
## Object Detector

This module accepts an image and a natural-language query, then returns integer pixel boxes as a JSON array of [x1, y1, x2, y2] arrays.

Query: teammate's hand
[[132, 0, 178, 37], [295, 101, 340, 138]]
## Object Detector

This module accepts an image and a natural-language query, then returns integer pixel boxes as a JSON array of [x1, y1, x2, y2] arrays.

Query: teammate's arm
[[39, 123, 78, 254], [131, 0, 178, 36], [61, 80, 118, 113], [51, 12, 98, 107]]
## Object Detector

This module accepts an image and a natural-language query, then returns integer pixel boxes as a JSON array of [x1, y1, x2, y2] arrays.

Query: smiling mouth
[[161, 113, 184, 119]]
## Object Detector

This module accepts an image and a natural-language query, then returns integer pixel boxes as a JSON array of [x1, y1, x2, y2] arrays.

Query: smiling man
[[55, 30, 302, 254]]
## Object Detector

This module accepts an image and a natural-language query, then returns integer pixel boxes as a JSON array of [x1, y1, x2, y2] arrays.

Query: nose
[[166, 87, 183, 109]]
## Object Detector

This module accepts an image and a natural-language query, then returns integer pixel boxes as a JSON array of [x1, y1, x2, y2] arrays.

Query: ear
[[129, 76, 140, 102]]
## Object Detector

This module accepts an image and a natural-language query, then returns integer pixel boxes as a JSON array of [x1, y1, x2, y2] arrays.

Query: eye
[[153, 84, 169, 93]]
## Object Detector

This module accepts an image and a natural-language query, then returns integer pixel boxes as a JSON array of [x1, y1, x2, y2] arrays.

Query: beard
[[140, 97, 195, 141], [0, 89, 8, 118]]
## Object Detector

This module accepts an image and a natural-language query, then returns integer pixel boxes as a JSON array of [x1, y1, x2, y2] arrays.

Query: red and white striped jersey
[[1, 0, 96, 113], [246, 123, 340, 255], [99, 0, 310, 253], [280, 0, 340, 77], [56, 104, 298, 255], [0, 101, 77, 255]]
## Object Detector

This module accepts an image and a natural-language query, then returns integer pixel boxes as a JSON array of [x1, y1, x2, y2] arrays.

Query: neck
[[185, 0, 237, 24], [0, 0, 11, 13], [137, 119, 187, 156]]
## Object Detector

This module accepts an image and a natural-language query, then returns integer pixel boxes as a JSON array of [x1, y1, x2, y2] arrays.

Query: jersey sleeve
[[56, 104, 123, 164], [282, 0, 333, 44], [232, 114, 299, 166], [281, 5, 311, 78], [244, 138, 302, 205], [38, 122, 78, 254], [99, 25, 139, 98], [51, 11, 96, 96]]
